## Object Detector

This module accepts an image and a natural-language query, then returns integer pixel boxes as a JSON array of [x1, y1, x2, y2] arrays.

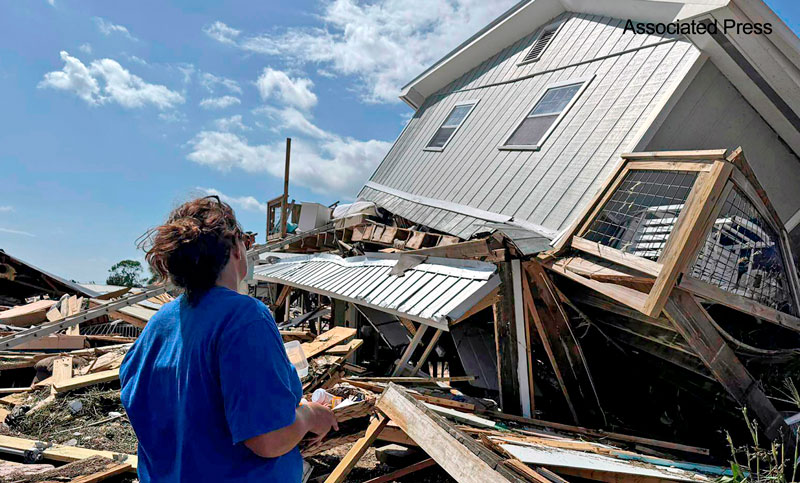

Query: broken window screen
[[582, 170, 698, 261], [426, 103, 475, 149], [505, 82, 582, 147], [691, 185, 796, 315]]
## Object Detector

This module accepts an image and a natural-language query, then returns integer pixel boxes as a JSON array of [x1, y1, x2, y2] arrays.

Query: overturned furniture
[[545, 148, 800, 446]]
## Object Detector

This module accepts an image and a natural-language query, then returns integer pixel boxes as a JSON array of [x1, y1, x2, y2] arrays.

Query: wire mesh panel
[[582, 170, 698, 261], [690, 185, 796, 315]]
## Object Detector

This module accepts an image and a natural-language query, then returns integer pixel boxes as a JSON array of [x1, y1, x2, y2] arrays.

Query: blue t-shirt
[[120, 286, 303, 482]]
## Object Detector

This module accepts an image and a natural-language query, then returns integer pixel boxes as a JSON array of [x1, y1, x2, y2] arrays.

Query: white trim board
[[364, 181, 557, 239]]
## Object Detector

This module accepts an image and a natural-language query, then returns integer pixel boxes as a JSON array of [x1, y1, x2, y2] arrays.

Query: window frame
[[517, 20, 565, 66], [499, 76, 593, 152], [423, 99, 480, 152]]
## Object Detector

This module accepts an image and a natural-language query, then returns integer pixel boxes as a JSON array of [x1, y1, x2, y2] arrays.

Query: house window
[[425, 101, 478, 150], [520, 23, 560, 64], [502, 78, 590, 150]]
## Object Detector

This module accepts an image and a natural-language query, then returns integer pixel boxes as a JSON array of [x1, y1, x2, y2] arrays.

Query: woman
[[120, 196, 337, 482]]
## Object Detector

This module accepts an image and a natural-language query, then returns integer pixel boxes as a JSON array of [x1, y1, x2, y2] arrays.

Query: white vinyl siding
[[425, 101, 478, 151], [501, 78, 591, 150]]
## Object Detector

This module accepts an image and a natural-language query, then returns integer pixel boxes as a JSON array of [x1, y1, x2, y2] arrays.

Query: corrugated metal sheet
[[253, 253, 499, 331], [360, 12, 698, 240]]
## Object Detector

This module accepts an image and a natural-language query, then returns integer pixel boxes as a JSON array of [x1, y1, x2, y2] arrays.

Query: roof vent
[[521, 25, 558, 64]]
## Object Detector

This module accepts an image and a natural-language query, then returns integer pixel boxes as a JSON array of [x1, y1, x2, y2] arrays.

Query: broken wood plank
[[0, 300, 56, 327], [53, 369, 119, 394], [69, 462, 133, 483], [52, 356, 73, 386], [0, 434, 137, 471], [522, 261, 603, 427], [410, 329, 443, 376], [376, 383, 523, 483], [664, 289, 790, 443], [392, 324, 427, 376], [324, 416, 389, 483], [301, 327, 357, 359], [363, 458, 436, 483]]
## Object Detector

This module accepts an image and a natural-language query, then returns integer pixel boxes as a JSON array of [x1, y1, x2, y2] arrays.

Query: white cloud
[[213, 114, 250, 132], [0, 206, 13, 212], [199, 95, 241, 110], [0, 227, 34, 237], [213, 0, 516, 103], [39, 51, 185, 110], [186, 129, 390, 198], [79, 43, 92, 54], [196, 187, 267, 213], [200, 72, 242, 94], [47, 0, 55, 5], [203, 21, 241, 45], [93, 17, 138, 41], [128, 55, 148, 66], [39, 51, 102, 104], [256, 68, 317, 111], [253, 106, 331, 140]]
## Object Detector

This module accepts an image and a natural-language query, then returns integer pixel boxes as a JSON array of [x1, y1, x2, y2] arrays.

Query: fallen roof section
[[253, 253, 499, 331], [0, 250, 100, 301]]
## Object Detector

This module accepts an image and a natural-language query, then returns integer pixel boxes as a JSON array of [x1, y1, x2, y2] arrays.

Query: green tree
[[106, 260, 145, 287]]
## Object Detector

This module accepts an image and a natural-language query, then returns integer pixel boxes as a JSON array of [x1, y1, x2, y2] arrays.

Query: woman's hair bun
[[138, 196, 243, 304]]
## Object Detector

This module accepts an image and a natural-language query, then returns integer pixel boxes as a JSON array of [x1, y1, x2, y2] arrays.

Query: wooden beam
[[620, 149, 727, 160], [280, 138, 291, 238], [392, 324, 428, 376], [410, 329, 443, 376], [53, 369, 119, 394], [69, 463, 132, 483], [406, 237, 499, 259], [522, 261, 604, 427], [301, 327, 356, 359], [324, 416, 388, 483], [376, 383, 524, 483], [0, 434, 137, 471], [663, 289, 789, 443], [363, 458, 436, 483], [679, 275, 800, 333], [494, 261, 521, 415], [643, 160, 733, 317]]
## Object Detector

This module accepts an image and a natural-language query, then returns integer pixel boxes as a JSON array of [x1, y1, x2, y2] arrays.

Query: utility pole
[[281, 137, 291, 238]]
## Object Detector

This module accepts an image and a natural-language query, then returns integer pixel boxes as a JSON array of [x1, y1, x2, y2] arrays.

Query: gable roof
[[399, 0, 800, 159]]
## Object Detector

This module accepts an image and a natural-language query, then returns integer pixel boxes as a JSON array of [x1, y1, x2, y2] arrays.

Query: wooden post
[[494, 261, 521, 415], [392, 324, 428, 376], [664, 289, 791, 446], [280, 138, 291, 239], [410, 329, 443, 376]]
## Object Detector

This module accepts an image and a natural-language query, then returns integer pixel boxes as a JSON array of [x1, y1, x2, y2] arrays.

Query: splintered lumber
[[347, 376, 475, 385], [13, 334, 86, 351], [302, 327, 357, 358], [0, 434, 137, 471], [522, 261, 603, 426], [53, 369, 119, 394], [325, 416, 389, 483], [483, 411, 709, 456], [664, 289, 790, 443], [343, 379, 475, 411], [494, 262, 521, 415], [69, 462, 133, 483], [376, 383, 524, 483], [0, 300, 56, 327]]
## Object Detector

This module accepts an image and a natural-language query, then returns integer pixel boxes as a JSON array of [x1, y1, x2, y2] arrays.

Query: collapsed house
[[243, 0, 800, 479], [1, 0, 800, 481]]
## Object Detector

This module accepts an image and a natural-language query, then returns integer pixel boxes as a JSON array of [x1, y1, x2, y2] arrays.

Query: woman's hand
[[298, 403, 339, 446], [244, 402, 339, 459]]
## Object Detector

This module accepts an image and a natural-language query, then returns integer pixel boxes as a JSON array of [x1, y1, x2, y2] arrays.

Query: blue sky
[[1, 0, 798, 284]]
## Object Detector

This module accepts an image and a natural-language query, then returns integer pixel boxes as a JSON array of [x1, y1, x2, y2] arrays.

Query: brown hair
[[139, 196, 244, 304]]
